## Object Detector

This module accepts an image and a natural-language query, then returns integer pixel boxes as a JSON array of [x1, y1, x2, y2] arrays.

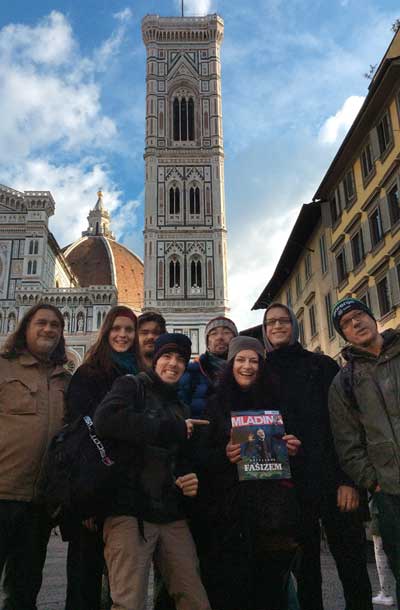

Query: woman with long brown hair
[[63, 306, 138, 610]]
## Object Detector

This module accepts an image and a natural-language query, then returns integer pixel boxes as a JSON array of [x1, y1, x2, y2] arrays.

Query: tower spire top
[[182, 0, 184, 17], [95, 189, 104, 211], [82, 190, 115, 239]]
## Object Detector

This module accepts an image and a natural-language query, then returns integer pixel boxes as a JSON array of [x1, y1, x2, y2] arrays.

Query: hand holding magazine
[[231, 410, 291, 481]]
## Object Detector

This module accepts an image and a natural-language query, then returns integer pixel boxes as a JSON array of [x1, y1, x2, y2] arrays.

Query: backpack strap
[[340, 360, 359, 411]]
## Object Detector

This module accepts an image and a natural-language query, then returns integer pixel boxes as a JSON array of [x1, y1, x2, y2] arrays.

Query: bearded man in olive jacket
[[0, 304, 69, 610]]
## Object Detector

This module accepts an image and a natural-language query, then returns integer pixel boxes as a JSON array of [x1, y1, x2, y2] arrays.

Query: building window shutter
[[361, 220, 372, 254], [321, 201, 332, 227], [332, 254, 339, 288], [389, 266, 400, 306], [338, 183, 346, 212], [369, 127, 380, 161], [380, 198, 391, 234], [369, 284, 380, 318], [345, 241, 354, 272]]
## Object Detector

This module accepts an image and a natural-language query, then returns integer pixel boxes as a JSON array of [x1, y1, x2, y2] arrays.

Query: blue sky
[[0, 0, 399, 328]]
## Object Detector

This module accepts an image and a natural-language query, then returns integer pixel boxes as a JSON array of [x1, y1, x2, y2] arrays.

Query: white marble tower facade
[[141, 13, 229, 355]]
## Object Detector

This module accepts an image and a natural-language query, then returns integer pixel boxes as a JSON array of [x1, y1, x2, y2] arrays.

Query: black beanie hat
[[331, 297, 375, 338], [153, 333, 192, 366]]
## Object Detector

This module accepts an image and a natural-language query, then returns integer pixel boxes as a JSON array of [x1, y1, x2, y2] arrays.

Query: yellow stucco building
[[314, 28, 400, 335]]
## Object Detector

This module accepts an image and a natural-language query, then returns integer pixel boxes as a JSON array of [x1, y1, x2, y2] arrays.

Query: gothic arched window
[[29, 241, 33, 255], [169, 259, 181, 288], [97, 312, 102, 328], [27, 261, 32, 274], [158, 259, 164, 289], [191, 260, 202, 287], [173, 98, 180, 140], [173, 97, 195, 142], [188, 98, 194, 140], [189, 187, 200, 215], [34, 240, 39, 254], [32, 261, 37, 274], [169, 186, 180, 215], [207, 259, 213, 289]]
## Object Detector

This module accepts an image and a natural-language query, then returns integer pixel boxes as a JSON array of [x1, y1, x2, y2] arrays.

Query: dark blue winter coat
[[179, 352, 222, 417]]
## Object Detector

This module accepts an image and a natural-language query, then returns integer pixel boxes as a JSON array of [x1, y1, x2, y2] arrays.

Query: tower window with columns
[[169, 185, 180, 214], [173, 96, 195, 141]]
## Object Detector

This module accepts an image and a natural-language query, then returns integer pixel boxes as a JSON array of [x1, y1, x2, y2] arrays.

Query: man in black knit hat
[[329, 297, 400, 606], [95, 333, 210, 610]]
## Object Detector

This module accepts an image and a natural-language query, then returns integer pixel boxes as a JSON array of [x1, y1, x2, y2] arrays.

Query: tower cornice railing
[[142, 14, 224, 45]]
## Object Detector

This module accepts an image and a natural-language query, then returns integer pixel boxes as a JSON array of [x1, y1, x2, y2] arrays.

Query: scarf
[[111, 350, 139, 375]]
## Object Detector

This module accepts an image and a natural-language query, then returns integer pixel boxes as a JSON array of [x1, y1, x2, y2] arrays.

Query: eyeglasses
[[339, 311, 367, 331], [265, 317, 292, 327]]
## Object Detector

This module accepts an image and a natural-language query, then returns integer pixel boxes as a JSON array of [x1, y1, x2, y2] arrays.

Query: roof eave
[[314, 57, 400, 200], [252, 201, 321, 310]]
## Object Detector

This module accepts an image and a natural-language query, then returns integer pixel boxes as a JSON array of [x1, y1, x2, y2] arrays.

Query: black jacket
[[196, 386, 299, 543], [266, 342, 353, 501], [65, 364, 122, 423], [94, 371, 192, 523], [192, 385, 299, 610]]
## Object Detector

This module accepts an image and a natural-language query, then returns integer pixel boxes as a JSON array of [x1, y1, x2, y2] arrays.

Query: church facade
[[0, 184, 144, 370], [141, 14, 229, 354]]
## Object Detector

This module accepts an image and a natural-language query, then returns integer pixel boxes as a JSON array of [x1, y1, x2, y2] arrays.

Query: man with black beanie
[[95, 333, 211, 610], [263, 302, 372, 610], [329, 297, 400, 605]]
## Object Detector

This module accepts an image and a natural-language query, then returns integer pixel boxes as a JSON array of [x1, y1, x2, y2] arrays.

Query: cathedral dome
[[63, 191, 144, 312], [64, 236, 144, 311]]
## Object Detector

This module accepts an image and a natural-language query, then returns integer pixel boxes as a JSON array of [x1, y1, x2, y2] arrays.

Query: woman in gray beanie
[[195, 335, 301, 610]]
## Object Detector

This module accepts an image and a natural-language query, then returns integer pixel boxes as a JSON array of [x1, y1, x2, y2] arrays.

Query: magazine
[[231, 410, 291, 481]]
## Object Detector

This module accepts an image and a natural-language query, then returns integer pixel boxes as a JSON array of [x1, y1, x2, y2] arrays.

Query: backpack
[[39, 373, 146, 521], [38, 414, 120, 521]]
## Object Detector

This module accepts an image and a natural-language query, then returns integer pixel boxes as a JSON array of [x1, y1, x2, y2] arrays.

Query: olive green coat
[[0, 352, 70, 501], [329, 329, 400, 495]]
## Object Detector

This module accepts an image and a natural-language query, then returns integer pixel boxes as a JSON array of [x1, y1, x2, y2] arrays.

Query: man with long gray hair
[[0, 304, 70, 610]]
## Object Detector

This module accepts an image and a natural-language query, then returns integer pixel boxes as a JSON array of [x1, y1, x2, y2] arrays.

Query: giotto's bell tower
[[141, 13, 229, 355]]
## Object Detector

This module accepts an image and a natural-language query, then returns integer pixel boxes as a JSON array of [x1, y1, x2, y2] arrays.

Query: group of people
[[0, 296, 399, 610]]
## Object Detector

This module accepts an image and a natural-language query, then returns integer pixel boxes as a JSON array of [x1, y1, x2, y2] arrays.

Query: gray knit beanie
[[262, 302, 299, 353], [205, 316, 238, 342], [227, 336, 265, 362]]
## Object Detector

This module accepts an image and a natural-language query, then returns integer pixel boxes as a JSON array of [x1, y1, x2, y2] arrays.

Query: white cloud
[[228, 206, 301, 331], [0, 9, 145, 262], [3, 158, 141, 249], [114, 8, 133, 22], [112, 197, 142, 245], [0, 11, 74, 66], [318, 95, 365, 145], [175, 0, 214, 16], [0, 11, 118, 162], [95, 8, 133, 66]]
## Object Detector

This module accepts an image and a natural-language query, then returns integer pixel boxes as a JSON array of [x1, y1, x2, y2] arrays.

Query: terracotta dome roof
[[64, 236, 144, 311]]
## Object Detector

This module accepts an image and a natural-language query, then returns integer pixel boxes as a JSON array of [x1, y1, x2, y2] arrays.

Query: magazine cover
[[231, 410, 291, 481]]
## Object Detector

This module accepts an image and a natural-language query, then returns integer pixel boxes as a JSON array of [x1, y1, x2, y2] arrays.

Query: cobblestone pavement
[[0, 531, 392, 610]]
